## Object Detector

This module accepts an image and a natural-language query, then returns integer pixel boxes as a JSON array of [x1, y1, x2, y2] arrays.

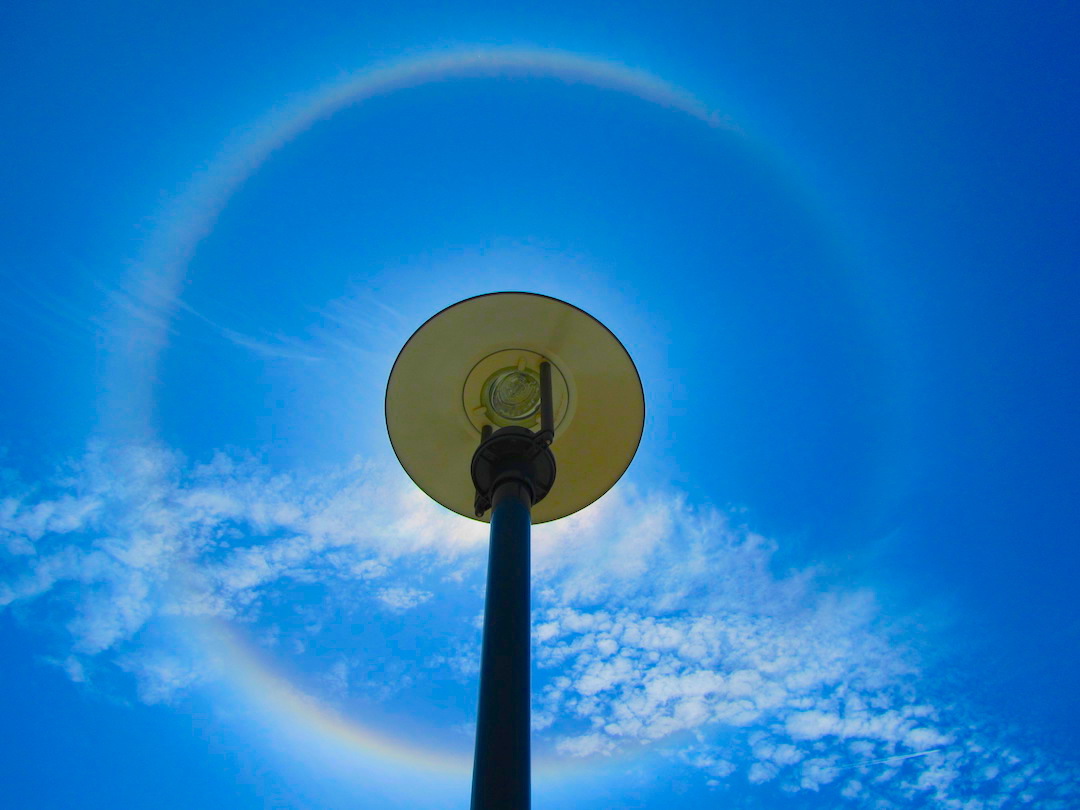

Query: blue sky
[[2, 2, 1078, 808]]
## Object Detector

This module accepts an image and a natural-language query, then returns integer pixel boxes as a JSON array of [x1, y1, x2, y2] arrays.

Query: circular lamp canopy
[[386, 292, 644, 523]]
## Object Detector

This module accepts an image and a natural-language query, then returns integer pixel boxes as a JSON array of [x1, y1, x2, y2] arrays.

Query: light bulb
[[487, 369, 541, 421]]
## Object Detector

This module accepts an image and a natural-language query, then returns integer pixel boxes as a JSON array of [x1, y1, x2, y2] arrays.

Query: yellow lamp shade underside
[[385, 292, 644, 523]]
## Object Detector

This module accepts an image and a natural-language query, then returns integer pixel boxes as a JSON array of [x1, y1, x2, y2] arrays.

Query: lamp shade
[[385, 292, 644, 523]]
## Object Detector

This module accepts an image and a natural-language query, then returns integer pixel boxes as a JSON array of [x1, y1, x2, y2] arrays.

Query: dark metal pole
[[471, 478, 532, 810]]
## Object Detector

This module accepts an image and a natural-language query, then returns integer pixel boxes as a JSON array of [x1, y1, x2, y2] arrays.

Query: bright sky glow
[[2, 4, 1079, 809]]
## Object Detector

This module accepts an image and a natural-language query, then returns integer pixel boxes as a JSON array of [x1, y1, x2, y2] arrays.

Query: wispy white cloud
[[0, 444, 1076, 808], [0, 442, 485, 659]]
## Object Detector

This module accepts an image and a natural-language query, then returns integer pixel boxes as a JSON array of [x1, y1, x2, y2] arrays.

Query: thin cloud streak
[[840, 748, 943, 770]]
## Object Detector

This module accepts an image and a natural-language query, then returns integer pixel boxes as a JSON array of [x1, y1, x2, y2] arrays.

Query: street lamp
[[386, 292, 644, 809]]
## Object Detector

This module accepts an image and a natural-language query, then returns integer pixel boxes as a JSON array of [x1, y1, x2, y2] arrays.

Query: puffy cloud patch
[[376, 586, 433, 611], [526, 487, 1078, 807]]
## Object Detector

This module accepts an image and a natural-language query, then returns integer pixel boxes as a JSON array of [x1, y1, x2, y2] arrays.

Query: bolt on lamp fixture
[[386, 292, 644, 810]]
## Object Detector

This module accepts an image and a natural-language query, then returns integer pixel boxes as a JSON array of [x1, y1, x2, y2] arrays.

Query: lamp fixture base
[[470, 427, 556, 518]]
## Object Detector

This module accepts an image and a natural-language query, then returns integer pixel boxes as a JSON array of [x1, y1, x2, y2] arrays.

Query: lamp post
[[386, 292, 644, 809]]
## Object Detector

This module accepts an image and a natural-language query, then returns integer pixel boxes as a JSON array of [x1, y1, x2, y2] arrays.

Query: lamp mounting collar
[[470, 426, 557, 518]]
